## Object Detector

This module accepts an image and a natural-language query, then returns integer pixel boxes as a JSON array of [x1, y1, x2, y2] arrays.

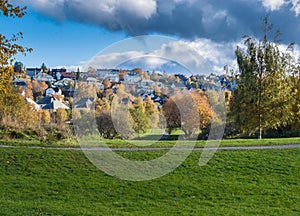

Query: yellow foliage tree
[[41, 110, 51, 124], [56, 108, 67, 126]]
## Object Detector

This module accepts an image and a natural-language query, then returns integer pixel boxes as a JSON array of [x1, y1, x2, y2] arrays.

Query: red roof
[[60, 72, 76, 79]]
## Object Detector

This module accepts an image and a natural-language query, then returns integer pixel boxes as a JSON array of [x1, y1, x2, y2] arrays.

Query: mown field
[[2, 137, 300, 148], [0, 145, 299, 215]]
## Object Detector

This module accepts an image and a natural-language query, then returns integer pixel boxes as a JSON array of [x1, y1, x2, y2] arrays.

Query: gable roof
[[37, 96, 57, 105], [60, 72, 76, 79], [74, 97, 96, 109], [42, 100, 70, 110]]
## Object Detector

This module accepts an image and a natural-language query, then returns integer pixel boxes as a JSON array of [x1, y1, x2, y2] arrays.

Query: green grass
[[1, 137, 300, 149], [0, 147, 299, 215]]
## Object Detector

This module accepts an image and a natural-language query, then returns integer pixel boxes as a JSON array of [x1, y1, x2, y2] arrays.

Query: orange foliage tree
[[163, 90, 212, 136]]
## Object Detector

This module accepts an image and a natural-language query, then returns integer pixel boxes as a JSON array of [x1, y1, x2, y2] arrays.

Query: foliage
[[163, 90, 212, 136], [55, 108, 67, 125], [130, 97, 149, 134], [0, 88, 40, 129], [41, 110, 51, 124], [232, 17, 295, 138]]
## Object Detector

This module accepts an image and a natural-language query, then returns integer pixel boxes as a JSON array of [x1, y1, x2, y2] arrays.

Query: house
[[96, 69, 119, 80], [36, 72, 55, 83], [26, 68, 41, 78], [74, 97, 96, 110], [52, 68, 67, 79], [140, 79, 155, 87], [45, 87, 62, 96], [86, 77, 98, 83], [37, 96, 69, 111], [124, 73, 141, 83], [25, 97, 40, 111], [171, 83, 187, 90], [62, 86, 75, 97], [59, 72, 76, 80], [105, 74, 119, 82], [12, 78, 27, 87], [54, 78, 75, 87]]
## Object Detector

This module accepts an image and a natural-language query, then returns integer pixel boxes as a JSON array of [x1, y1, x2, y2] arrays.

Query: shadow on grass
[[132, 134, 180, 141]]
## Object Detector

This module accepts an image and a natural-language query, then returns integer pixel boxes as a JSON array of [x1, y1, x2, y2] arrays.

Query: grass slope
[[0, 147, 299, 215]]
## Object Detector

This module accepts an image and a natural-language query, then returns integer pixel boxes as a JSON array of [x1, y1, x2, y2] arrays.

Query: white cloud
[[291, 0, 300, 15], [83, 51, 144, 70], [261, 0, 300, 15], [261, 0, 287, 11], [82, 38, 239, 75]]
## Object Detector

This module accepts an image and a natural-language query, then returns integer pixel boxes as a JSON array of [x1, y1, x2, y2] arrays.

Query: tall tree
[[13, 61, 23, 73], [231, 17, 294, 139], [0, 0, 32, 94], [130, 97, 149, 134]]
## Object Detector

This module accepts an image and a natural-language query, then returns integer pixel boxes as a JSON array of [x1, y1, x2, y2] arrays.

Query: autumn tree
[[41, 109, 51, 124], [231, 17, 294, 139], [0, 0, 32, 94], [119, 69, 126, 81], [0, 88, 40, 129], [163, 90, 212, 136], [55, 108, 68, 126], [144, 95, 159, 128]]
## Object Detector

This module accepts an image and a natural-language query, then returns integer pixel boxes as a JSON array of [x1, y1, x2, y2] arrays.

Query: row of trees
[[74, 80, 215, 139]]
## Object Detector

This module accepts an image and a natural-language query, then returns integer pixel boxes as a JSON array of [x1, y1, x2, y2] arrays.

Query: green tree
[[0, 0, 32, 94], [13, 61, 23, 73], [231, 17, 294, 139], [41, 62, 49, 74], [130, 97, 149, 134]]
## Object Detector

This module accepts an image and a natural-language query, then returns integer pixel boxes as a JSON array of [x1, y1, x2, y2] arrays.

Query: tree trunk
[[259, 126, 262, 139], [259, 114, 262, 139]]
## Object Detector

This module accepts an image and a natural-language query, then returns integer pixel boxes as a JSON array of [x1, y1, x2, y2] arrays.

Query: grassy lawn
[[2, 137, 300, 148], [0, 147, 299, 215]]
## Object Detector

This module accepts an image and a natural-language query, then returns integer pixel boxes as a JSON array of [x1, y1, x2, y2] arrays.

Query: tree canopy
[[231, 17, 295, 138]]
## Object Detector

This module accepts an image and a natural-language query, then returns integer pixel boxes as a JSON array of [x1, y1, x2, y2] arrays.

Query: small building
[[73, 97, 96, 110], [37, 96, 69, 111], [26, 68, 41, 78], [36, 72, 55, 83], [45, 87, 62, 96]]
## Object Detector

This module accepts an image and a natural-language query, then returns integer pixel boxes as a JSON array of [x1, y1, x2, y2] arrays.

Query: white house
[[36, 72, 55, 82], [124, 74, 141, 83], [140, 79, 155, 87], [45, 87, 62, 96], [105, 74, 119, 82]]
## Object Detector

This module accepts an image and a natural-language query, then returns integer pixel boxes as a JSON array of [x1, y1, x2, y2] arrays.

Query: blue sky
[[1, 8, 127, 68], [3, 0, 300, 74]]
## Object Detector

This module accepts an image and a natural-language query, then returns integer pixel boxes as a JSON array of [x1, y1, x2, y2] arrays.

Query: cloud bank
[[80, 37, 239, 75], [13, 0, 300, 44]]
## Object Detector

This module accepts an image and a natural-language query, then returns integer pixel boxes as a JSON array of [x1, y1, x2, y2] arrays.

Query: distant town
[[13, 63, 236, 112]]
